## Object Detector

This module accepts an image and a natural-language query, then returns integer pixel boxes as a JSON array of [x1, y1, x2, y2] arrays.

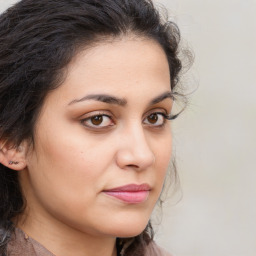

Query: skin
[[7, 37, 173, 256]]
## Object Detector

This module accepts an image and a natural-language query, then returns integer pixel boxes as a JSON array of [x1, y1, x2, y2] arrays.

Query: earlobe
[[0, 141, 27, 171]]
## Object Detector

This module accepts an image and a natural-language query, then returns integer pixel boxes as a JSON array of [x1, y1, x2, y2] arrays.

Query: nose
[[115, 124, 155, 171]]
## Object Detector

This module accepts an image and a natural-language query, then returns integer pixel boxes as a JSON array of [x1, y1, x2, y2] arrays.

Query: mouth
[[103, 183, 151, 204]]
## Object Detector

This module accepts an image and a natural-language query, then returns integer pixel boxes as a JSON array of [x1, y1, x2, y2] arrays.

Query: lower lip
[[104, 191, 150, 204]]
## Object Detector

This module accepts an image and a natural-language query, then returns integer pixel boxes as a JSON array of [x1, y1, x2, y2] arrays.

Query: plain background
[[1, 1, 255, 256]]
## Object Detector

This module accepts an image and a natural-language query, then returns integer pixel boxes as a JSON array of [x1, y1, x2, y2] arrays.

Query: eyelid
[[146, 105, 180, 121], [78, 109, 112, 119], [80, 111, 115, 130], [142, 108, 178, 128], [79, 106, 178, 131], [162, 112, 179, 120], [144, 108, 169, 120]]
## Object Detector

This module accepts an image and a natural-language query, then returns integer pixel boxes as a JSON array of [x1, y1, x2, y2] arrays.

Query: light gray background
[[1, 1, 255, 256]]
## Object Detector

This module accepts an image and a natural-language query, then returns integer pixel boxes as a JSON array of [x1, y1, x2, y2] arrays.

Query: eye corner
[[80, 112, 115, 130], [164, 113, 179, 121], [143, 111, 166, 127]]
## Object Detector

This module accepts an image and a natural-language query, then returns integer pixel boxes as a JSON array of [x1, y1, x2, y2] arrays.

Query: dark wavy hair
[[0, 0, 185, 255]]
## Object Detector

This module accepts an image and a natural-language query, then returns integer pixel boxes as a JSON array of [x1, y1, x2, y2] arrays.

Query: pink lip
[[103, 184, 151, 204]]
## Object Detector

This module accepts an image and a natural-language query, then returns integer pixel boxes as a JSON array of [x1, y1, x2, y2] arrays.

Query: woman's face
[[21, 38, 173, 238]]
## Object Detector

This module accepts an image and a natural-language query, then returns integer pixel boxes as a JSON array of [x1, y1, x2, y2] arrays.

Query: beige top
[[7, 228, 172, 256]]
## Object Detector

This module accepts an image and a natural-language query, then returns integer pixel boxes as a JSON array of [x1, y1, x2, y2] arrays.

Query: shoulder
[[144, 241, 174, 256], [7, 228, 36, 256], [7, 228, 54, 256]]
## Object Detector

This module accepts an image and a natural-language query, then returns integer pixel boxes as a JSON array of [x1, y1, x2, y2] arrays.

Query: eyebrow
[[68, 91, 173, 106], [149, 91, 174, 105], [68, 94, 127, 106]]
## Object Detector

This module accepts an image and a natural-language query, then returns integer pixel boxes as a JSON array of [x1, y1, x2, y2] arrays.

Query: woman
[[0, 0, 186, 255]]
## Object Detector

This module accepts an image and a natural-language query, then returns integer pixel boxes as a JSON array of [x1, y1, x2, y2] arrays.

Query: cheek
[[155, 131, 172, 161], [26, 134, 113, 226], [29, 126, 115, 195], [150, 132, 172, 186]]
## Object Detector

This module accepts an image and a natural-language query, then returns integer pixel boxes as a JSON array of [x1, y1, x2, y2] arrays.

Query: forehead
[[45, 38, 171, 107], [70, 37, 168, 72], [67, 38, 169, 85]]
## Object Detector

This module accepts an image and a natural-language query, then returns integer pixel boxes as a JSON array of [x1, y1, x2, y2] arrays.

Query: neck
[[17, 211, 117, 256]]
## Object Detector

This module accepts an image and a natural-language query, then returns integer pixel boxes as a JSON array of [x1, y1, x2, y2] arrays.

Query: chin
[[104, 217, 150, 238], [116, 228, 147, 238]]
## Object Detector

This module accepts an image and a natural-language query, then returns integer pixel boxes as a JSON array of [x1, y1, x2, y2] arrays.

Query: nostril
[[126, 164, 139, 168], [115, 138, 155, 170]]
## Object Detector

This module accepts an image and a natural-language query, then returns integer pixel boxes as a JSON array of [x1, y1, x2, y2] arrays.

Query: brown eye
[[91, 115, 103, 125], [81, 114, 114, 129], [147, 113, 158, 124], [143, 112, 165, 127]]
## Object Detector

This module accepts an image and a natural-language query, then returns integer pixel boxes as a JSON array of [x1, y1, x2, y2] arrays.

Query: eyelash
[[80, 111, 177, 130], [81, 113, 114, 129], [142, 112, 176, 128]]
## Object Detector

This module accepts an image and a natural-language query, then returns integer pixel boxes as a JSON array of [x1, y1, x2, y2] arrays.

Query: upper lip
[[104, 183, 151, 192]]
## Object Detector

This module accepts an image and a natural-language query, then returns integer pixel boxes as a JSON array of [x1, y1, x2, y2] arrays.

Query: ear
[[0, 140, 28, 171]]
